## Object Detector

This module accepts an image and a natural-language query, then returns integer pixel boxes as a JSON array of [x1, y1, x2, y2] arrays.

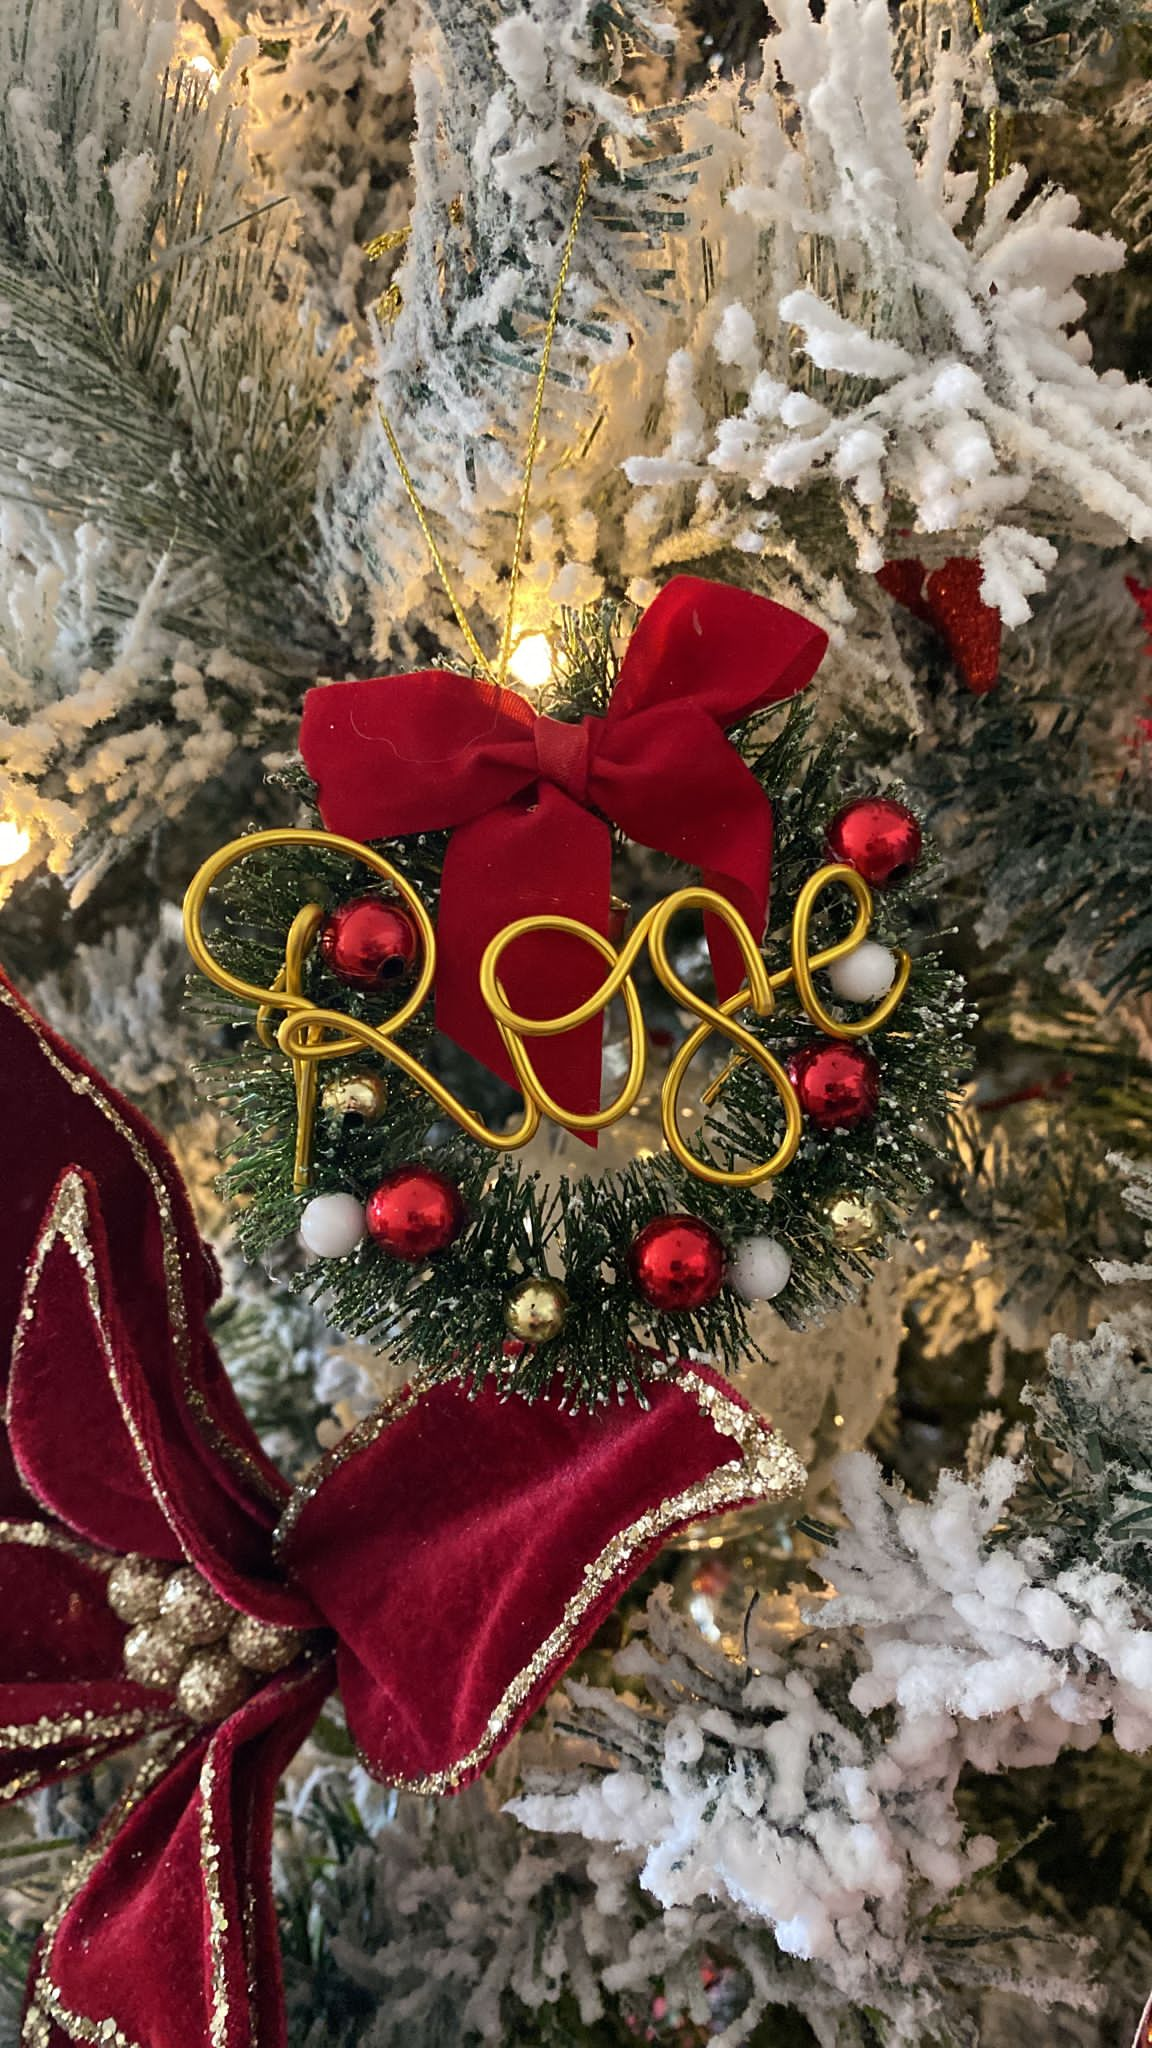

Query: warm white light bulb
[[0, 820, 31, 867], [186, 54, 219, 86], [507, 633, 553, 693]]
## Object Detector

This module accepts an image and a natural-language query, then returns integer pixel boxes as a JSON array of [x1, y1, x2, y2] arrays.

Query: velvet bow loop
[[278, 1364, 807, 1792], [300, 574, 828, 1119]]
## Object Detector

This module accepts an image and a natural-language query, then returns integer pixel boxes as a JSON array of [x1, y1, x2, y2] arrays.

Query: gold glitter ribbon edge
[[275, 1365, 806, 1795]]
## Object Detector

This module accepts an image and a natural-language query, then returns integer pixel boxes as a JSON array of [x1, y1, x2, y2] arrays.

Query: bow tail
[[280, 1365, 806, 1792], [0, 967, 290, 1533], [435, 785, 613, 1126], [9, 1168, 314, 1630], [24, 1663, 332, 2048]]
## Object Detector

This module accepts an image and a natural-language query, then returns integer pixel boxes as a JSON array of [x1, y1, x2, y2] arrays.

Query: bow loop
[[301, 575, 827, 1122]]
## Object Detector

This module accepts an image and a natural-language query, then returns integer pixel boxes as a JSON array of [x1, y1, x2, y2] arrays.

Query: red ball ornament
[[629, 1215, 727, 1312], [365, 1166, 466, 1261], [788, 1041, 880, 1131], [825, 798, 922, 888], [320, 895, 420, 990]]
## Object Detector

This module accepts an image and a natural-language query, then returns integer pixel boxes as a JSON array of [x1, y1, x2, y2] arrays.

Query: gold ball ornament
[[320, 1070, 389, 1122], [502, 1276, 569, 1344], [228, 1613, 304, 1675], [106, 1554, 171, 1625], [158, 1567, 233, 1647], [820, 1190, 885, 1250], [123, 1621, 187, 1690], [176, 1648, 255, 1725]]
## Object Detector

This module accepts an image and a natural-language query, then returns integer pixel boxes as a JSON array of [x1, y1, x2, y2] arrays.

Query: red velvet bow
[[877, 556, 1001, 694], [300, 576, 827, 1118], [0, 968, 802, 2047]]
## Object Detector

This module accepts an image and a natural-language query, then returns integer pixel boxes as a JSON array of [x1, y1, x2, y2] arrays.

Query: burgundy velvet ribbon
[[299, 575, 827, 1116], [0, 967, 803, 2047]]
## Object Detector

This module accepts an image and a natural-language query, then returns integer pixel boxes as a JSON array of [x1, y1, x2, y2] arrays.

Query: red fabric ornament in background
[[877, 556, 1001, 694], [1125, 575, 1152, 749], [365, 1163, 467, 1259], [0, 967, 802, 2048], [320, 893, 421, 988], [787, 1042, 881, 1130], [300, 576, 828, 1124], [629, 1215, 728, 1310], [825, 797, 923, 888], [1126, 575, 1152, 648]]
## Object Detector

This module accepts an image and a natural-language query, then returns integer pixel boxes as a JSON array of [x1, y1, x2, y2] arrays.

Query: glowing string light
[[0, 820, 31, 867], [506, 633, 554, 694]]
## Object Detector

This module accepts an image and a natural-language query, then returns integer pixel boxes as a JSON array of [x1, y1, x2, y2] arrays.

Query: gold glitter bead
[[321, 1070, 389, 1122], [176, 1647, 255, 1724], [228, 1613, 304, 1675], [819, 1189, 884, 1250], [123, 1620, 187, 1690], [502, 1276, 569, 1344], [158, 1567, 233, 1647], [106, 1554, 171, 1625]]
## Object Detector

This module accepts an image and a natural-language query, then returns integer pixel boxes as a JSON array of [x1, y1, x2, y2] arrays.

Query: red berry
[[320, 895, 420, 990], [825, 798, 922, 889], [787, 1041, 880, 1131], [365, 1166, 466, 1261], [629, 1214, 727, 1312]]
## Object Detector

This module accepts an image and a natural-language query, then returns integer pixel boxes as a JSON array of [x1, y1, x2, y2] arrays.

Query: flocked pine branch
[[960, 0, 1149, 111], [907, 574, 1152, 1009], [507, 1158, 1152, 2043], [0, 0, 352, 901], [611, 0, 1152, 726], [188, 1, 418, 333], [317, 0, 692, 666]]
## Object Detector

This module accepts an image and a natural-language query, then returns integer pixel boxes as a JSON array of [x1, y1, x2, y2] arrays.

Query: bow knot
[[532, 711, 594, 806], [300, 577, 828, 1123]]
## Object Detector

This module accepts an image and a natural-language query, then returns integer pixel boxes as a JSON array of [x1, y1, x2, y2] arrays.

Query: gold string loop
[[481, 911, 648, 1131], [374, 412, 495, 680], [183, 828, 539, 1191], [372, 153, 593, 687], [649, 889, 802, 1188], [482, 886, 802, 1187], [184, 833, 913, 1196], [495, 155, 592, 688], [784, 863, 912, 1039]]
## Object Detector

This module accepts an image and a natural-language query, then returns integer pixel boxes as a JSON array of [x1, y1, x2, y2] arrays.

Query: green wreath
[[186, 603, 967, 1408]]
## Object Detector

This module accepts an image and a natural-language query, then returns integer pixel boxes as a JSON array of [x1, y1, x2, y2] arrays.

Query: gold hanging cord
[[373, 154, 593, 687], [967, 0, 1006, 188], [494, 154, 591, 688]]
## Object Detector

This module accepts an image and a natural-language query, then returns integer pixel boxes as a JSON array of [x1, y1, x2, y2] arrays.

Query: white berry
[[826, 940, 897, 1005], [728, 1234, 792, 1302], [299, 1192, 366, 1259]]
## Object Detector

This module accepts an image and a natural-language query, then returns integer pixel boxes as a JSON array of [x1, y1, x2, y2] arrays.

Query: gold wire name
[[183, 828, 911, 1195]]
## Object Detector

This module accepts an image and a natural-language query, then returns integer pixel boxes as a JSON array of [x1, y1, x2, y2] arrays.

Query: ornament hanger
[[375, 154, 592, 688]]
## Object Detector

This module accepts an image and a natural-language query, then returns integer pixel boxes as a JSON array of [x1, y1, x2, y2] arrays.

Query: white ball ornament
[[299, 1192, 367, 1259], [826, 940, 897, 1005], [728, 1234, 792, 1303]]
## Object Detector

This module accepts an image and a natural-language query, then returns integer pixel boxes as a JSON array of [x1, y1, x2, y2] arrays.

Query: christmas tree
[[2, 1, 1152, 2044]]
